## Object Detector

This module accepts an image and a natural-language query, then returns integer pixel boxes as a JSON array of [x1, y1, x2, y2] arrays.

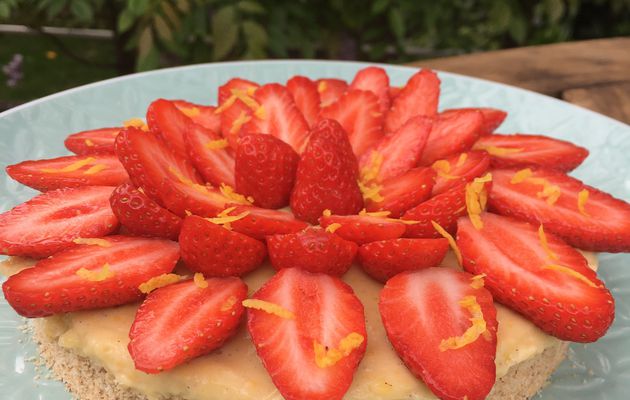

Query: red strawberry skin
[[128, 276, 247, 373], [442, 107, 507, 136], [316, 78, 348, 108], [287, 75, 320, 128], [218, 77, 259, 104], [358, 238, 448, 282], [385, 69, 440, 133], [379, 267, 498, 400], [402, 184, 468, 238], [235, 133, 300, 209], [185, 121, 235, 187], [172, 100, 221, 134], [226, 205, 309, 240], [0, 186, 118, 258], [489, 168, 630, 252], [267, 228, 358, 275], [146, 98, 193, 157], [179, 215, 266, 276], [365, 167, 436, 218], [6, 154, 128, 192], [64, 127, 120, 155], [431, 150, 490, 196], [290, 119, 363, 224], [319, 214, 406, 245], [2, 235, 180, 317], [350, 66, 390, 113], [457, 213, 615, 342], [247, 268, 367, 400], [474, 133, 589, 172], [110, 182, 182, 240], [158, 180, 233, 218]]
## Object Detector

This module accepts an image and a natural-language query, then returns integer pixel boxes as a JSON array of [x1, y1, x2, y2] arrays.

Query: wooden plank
[[562, 81, 630, 124]]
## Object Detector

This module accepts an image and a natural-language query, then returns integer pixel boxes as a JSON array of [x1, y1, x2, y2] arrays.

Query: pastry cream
[[0, 252, 598, 400]]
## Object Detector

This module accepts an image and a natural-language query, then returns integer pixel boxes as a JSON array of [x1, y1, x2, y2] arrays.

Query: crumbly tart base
[[32, 318, 568, 400]]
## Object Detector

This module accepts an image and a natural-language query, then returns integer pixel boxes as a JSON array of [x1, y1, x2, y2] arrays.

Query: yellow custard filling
[[0, 252, 599, 400]]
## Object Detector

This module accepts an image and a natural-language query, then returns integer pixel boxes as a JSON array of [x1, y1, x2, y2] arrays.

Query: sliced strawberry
[[235, 133, 299, 209], [364, 167, 435, 218], [402, 184, 467, 238], [185, 121, 235, 187], [128, 276, 247, 373], [286, 76, 320, 128], [359, 115, 432, 182], [290, 119, 363, 224], [219, 98, 252, 150], [489, 168, 630, 252], [431, 151, 491, 195], [223, 204, 309, 240], [384, 69, 440, 133], [358, 238, 448, 282], [217, 77, 259, 105], [172, 99, 221, 133], [473, 134, 589, 172], [319, 89, 384, 157], [316, 78, 348, 108], [158, 180, 238, 218], [319, 213, 406, 245], [0, 186, 118, 258], [379, 268, 497, 400], [64, 127, 120, 155], [267, 227, 358, 275], [442, 107, 507, 136], [419, 109, 484, 166], [242, 83, 310, 153], [179, 215, 266, 276], [2, 235, 179, 317], [458, 212, 615, 342], [6, 154, 129, 192], [247, 267, 366, 400], [146, 98, 193, 157], [350, 66, 390, 113], [388, 86, 402, 99], [110, 182, 182, 240]]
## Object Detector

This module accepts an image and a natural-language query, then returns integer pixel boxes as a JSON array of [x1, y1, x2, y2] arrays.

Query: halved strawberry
[[290, 119, 363, 224], [364, 167, 436, 218], [384, 69, 440, 133], [146, 98, 193, 157], [419, 109, 484, 166], [473, 134, 589, 172], [222, 204, 309, 240], [319, 89, 384, 157], [359, 116, 432, 182], [110, 182, 182, 240], [442, 107, 507, 136], [6, 154, 128, 192], [457, 212, 615, 342], [0, 186, 118, 258], [185, 121, 235, 187], [219, 98, 252, 150], [242, 83, 311, 153], [350, 66, 390, 113], [358, 238, 448, 282], [319, 213, 406, 245], [286, 76, 320, 128], [267, 227, 358, 275], [2, 235, 179, 317], [128, 276, 247, 373], [217, 77, 259, 105], [379, 268, 497, 400], [246, 267, 366, 400], [431, 151, 490, 195], [64, 127, 120, 155], [316, 78, 348, 108], [172, 99, 221, 133], [235, 133, 299, 209], [179, 215, 266, 276], [489, 168, 630, 252], [402, 184, 467, 238]]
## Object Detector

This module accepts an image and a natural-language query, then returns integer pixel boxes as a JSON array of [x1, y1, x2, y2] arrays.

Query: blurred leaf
[[545, 0, 565, 23], [388, 7, 405, 41], [47, 0, 68, 19], [488, 1, 512, 31], [371, 0, 389, 15], [154, 14, 173, 42], [0, 2, 10, 18], [212, 5, 239, 60], [509, 15, 528, 43], [176, 0, 190, 13], [238, 1, 265, 14], [129, 0, 150, 15], [118, 8, 136, 33], [138, 25, 154, 60], [242, 20, 267, 58], [70, 0, 92, 22], [136, 47, 159, 71], [160, 1, 181, 29]]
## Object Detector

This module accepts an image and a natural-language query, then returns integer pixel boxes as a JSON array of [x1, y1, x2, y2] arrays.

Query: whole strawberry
[[235, 133, 299, 209], [290, 119, 363, 223]]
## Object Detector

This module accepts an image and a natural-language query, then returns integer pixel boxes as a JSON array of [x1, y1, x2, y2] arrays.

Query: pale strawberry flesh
[[365, 167, 436, 218], [385, 69, 440, 133], [287, 76, 321, 128], [431, 151, 490, 195], [64, 127, 120, 155], [185, 121, 235, 187], [419, 109, 483, 166], [319, 214, 406, 245], [350, 66, 390, 113]]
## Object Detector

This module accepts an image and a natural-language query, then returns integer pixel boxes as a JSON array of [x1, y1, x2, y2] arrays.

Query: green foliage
[[1, 0, 629, 71]]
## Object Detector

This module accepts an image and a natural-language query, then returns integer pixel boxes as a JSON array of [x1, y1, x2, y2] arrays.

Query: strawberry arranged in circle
[[6, 154, 128, 192], [179, 215, 266, 277], [185, 121, 235, 187], [246, 268, 367, 400], [431, 150, 491, 195], [64, 127, 120, 155], [419, 109, 484, 165], [350, 66, 390, 113], [217, 77, 259, 105], [158, 180, 243, 218], [267, 227, 358, 275], [489, 168, 630, 252], [316, 78, 348, 108], [319, 212, 407, 245], [402, 183, 468, 238], [385, 69, 440, 133], [221, 204, 309, 240], [290, 119, 363, 224], [110, 182, 182, 240], [286, 75, 320, 128], [219, 98, 253, 150], [473, 133, 589, 172], [0, 185, 118, 258], [146, 98, 194, 157], [2, 235, 180, 317], [358, 238, 449, 282], [457, 212, 615, 342], [172, 99, 221, 133], [379, 267, 498, 400], [235, 133, 300, 209], [129, 275, 247, 373], [441, 107, 507, 136]]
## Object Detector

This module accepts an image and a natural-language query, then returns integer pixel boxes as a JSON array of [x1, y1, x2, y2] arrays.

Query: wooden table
[[409, 37, 630, 124]]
